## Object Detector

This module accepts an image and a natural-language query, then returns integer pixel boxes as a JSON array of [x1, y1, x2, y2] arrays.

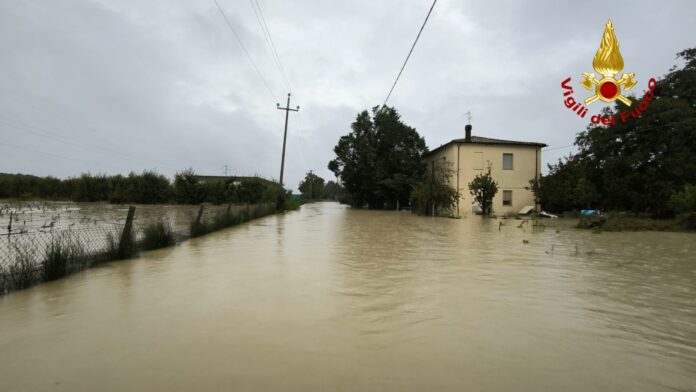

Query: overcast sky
[[1, 0, 694, 191]]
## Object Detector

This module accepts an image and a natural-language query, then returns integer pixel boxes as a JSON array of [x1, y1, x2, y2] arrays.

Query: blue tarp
[[581, 209, 600, 217]]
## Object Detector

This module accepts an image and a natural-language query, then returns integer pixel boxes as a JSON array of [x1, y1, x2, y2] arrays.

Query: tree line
[[296, 171, 346, 201], [0, 169, 279, 205], [538, 48, 696, 217]]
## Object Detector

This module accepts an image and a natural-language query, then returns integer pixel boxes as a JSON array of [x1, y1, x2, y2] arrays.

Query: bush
[[677, 213, 696, 230], [42, 236, 87, 281], [141, 220, 175, 250], [468, 163, 498, 216], [669, 184, 696, 215], [6, 244, 37, 290], [42, 240, 70, 281]]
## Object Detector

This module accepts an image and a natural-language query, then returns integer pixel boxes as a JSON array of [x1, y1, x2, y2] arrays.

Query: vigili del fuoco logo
[[561, 20, 656, 125]]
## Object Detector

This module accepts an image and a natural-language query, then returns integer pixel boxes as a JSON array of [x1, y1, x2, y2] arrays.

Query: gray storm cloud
[[1, 0, 694, 191]]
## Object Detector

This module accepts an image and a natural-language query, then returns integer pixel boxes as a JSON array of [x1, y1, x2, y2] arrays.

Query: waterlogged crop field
[[0, 201, 240, 235], [0, 201, 245, 261]]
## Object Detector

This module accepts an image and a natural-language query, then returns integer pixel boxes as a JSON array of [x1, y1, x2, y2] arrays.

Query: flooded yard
[[0, 202, 694, 391]]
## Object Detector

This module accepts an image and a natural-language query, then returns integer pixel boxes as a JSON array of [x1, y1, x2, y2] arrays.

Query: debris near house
[[581, 209, 601, 217], [539, 211, 559, 218], [518, 205, 535, 215]]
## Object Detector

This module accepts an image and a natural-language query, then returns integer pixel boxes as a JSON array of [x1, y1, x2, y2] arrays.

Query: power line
[[0, 141, 124, 171], [381, 0, 437, 109], [0, 116, 180, 171], [214, 0, 277, 100], [543, 144, 575, 152], [249, 0, 292, 93], [250, 0, 306, 124]]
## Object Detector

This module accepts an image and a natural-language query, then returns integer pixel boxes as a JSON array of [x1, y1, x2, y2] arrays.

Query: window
[[473, 152, 483, 170], [503, 190, 512, 206], [503, 153, 513, 170]]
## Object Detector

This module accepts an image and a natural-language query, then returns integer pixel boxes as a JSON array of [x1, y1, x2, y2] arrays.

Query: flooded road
[[1, 202, 695, 391]]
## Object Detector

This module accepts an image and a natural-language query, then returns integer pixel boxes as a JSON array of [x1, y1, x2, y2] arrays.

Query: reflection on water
[[1, 202, 695, 391]]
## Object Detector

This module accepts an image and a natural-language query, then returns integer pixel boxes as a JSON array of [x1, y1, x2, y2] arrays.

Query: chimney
[[465, 124, 472, 142]]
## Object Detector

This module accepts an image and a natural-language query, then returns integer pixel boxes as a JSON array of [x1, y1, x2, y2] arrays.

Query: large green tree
[[540, 48, 696, 216], [328, 106, 428, 209]]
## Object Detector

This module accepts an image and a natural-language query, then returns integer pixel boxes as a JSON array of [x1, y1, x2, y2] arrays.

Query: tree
[[468, 163, 498, 215], [173, 168, 204, 204], [540, 48, 696, 216], [202, 180, 230, 205], [669, 184, 696, 214], [527, 177, 541, 210], [411, 159, 460, 216], [129, 170, 170, 204], [72, 173, 110, 202], [324, 180, 345, 200], [328, 106, 428, 209], [237, 178, 268, 204], [298, 172, 325, 200]]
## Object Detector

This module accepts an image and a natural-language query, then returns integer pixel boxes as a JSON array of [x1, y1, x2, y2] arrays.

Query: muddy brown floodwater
[[1, 202, 695, 391]]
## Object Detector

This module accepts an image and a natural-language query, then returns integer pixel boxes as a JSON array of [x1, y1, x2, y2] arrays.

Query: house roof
[[423, 135, 547, 158]]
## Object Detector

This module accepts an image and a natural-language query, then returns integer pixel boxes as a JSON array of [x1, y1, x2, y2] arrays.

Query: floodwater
[[1, 202, 695, 391]]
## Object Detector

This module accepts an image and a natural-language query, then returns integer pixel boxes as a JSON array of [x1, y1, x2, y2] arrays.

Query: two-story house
[[422, 124, 546, 216]]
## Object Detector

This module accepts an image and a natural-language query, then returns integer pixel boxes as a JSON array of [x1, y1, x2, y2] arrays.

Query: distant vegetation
[[0, 169, 280, 205], [324, 180, 345, 201], [298, 171, 326, 200], [538, 48, 696, 218]]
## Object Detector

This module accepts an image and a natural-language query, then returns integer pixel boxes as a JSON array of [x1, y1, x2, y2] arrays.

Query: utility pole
[[223, 164, 228, 177], [276, 93, 299, 210], [309, 170, 313, 200], [277, 93, 300, 188]]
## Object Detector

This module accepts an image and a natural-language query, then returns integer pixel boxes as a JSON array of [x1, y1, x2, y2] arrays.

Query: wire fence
[[0, 203, 276, 295]]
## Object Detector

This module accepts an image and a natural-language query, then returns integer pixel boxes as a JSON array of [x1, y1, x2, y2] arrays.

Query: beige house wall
[[425, 143, 542, 216]]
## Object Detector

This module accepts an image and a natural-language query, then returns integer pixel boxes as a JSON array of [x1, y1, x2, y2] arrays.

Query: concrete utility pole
[[277, 93, 299, 188], [308, 170, 313, 200]]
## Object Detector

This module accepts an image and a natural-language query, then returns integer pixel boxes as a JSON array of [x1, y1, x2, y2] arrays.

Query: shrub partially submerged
[[142, 220, 175, 250], [42, 235, 87, 281]]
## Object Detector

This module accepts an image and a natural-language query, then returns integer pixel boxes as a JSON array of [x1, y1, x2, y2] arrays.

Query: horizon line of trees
[[0, 169, 280, 205], [297, 171, 346, 201]]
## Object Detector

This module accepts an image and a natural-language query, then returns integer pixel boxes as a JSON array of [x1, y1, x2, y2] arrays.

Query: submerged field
[[0, 201, 235, 236], [0, 201, 274, 294], [0, 202, 694, 391]]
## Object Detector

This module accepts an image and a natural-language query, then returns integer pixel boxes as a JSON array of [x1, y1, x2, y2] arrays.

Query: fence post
[[118, 206, 136, 258], [195, 205, 204, 226], [7, 211, 12, 237]]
